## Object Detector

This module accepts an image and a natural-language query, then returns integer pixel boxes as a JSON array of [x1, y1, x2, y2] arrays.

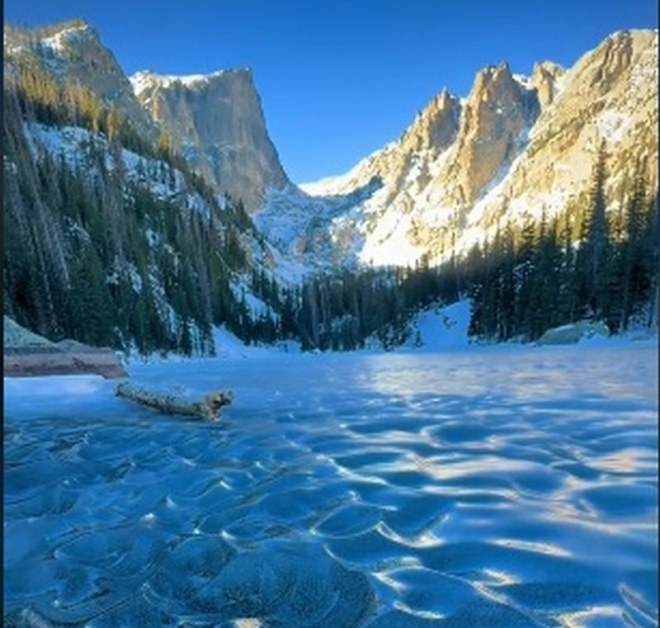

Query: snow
[[4, 342, 657, 625], [213, 325, 299, 358], [266, 34, 656, 277], [596, 111, 632, 144], [24, 123, 90, 166], [358, 218, 419, 267], [22, 120, 302, 342], [40, 22, 92, 54], [213, 325, 257, 359], [127, 264, 143, 293], [298, 142, 394, 196], [404, 300, 472, 351], [147, 273, 178, 339], [512, 73, 531, 89], [24, 123, 210, 213], [255, 185, 360, 272], [231, 283, 272, 318], [144, 228, 160, 248], [4, 316, 57, 350], [266, 110, 540, 271], [129, 69, 242, 97]]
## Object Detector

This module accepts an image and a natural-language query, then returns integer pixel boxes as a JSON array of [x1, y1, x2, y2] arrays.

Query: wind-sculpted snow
[[4, 344, 658, 626]]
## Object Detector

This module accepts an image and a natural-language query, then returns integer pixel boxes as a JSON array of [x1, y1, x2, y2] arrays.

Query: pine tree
[[577, 141, 610, 320]]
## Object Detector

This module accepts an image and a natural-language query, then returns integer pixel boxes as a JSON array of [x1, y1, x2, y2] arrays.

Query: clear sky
[[5, 1, 658, 184]]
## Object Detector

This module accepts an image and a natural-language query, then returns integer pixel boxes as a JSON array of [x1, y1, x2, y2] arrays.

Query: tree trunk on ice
[[115, 383, 232, 420]]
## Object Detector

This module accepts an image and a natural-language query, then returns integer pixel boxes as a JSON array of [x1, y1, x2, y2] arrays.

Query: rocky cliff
[[130, 69, 290, 212]]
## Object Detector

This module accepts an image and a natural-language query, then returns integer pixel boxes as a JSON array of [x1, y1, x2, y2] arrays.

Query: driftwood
[[115, 382, 232, 420]]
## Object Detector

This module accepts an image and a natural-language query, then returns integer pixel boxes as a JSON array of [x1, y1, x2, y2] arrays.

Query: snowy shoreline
[[4, 301, 657, 379]]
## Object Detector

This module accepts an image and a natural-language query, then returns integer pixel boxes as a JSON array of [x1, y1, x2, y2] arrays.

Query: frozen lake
[[4, 344, 658, 627]]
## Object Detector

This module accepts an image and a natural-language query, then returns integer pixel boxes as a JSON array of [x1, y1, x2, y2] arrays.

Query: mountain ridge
[[260, 28, 657, 270]]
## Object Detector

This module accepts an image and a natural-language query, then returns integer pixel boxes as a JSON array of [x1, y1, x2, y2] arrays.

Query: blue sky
[[5, 1, 658, 183]]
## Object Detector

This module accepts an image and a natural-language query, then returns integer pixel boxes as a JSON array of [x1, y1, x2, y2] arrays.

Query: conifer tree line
[[467, 145, 658, 341]]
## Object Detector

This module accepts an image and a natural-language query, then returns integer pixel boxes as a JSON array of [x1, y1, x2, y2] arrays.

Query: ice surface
[[4, 343, 658, 625]]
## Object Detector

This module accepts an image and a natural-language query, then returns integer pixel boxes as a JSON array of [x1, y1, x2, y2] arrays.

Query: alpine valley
[[3, 21, 658, 355]]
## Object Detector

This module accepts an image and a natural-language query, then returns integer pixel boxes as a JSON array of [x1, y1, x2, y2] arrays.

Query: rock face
[[449, 62, 539, 206], [262, 29, 658, 269], [5, 21, 657, 274], [3, 316, 127, 379], [530, 61, 565, 110], [130, 69, 290, 212]]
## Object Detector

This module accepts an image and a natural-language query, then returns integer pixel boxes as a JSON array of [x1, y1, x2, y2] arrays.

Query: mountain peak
[[468, 60, 519, 105], [608, 28, 658, 41], [37, 19, 99, 52], [400, 87, 461, 153], [131, 65, 288, 211], [4, 19, 97, 57]]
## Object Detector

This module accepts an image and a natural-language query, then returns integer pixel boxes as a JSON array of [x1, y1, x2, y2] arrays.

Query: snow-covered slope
[[6, 111, 290, 355], [129, 69, 244, 95], [404, 300, 472, 351]]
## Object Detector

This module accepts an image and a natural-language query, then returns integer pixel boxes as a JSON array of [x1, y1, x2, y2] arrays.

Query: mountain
[[3, 21, 298, 357], [258, 29, 658, 269], [130, 69, 291, 213]]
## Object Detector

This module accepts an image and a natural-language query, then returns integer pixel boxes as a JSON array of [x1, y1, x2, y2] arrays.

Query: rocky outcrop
[[530, 61, 565, 110], [406, 89, 462, 152], [301, 89, 461, 200], [131, 69, 290, 212], [494, 29, 658, 232], [3, 316, 127, 379], [449, 61, 540, 205]]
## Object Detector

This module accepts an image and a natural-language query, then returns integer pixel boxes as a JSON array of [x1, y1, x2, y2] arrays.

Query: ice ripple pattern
[[4, 345, 658, 627]]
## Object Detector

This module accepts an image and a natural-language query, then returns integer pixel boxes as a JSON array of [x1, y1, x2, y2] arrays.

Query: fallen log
[[115, 382, 232, 420]]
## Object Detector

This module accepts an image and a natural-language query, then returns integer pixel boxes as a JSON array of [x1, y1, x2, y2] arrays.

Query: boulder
[[536, 320, 610, 345]]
